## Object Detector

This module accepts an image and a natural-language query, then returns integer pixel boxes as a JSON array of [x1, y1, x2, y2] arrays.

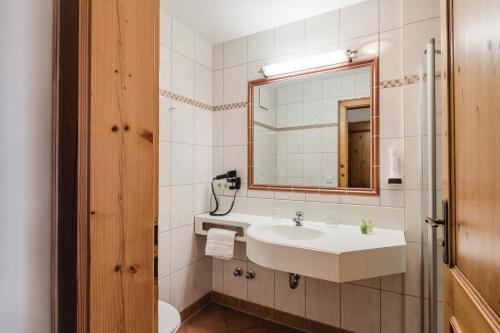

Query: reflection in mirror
[[249, 60, 378, 194]]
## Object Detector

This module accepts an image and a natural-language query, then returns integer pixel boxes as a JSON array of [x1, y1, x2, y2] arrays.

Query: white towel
[[205, 228, 236, 260]]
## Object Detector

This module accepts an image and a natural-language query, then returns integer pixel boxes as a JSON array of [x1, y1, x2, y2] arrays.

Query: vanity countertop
[[195, 213, 406, 282]]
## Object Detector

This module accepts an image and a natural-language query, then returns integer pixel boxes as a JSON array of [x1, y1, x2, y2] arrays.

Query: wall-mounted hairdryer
[[213, 170, 241, 190], [210, 170, 241, 216]]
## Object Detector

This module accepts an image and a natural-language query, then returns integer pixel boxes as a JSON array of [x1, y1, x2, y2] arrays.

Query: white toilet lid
[[158, 301, 181, 333]]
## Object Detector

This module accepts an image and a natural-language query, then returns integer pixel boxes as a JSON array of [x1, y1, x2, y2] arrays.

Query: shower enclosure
[[420, 38, 446, 333]]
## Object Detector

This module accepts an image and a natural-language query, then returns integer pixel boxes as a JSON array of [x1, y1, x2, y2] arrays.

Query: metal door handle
[[425, 199, 449, 265]]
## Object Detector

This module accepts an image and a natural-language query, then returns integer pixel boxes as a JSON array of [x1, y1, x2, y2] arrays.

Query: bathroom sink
[[194, 213, 407, 283], [260, 223, 325, 241]]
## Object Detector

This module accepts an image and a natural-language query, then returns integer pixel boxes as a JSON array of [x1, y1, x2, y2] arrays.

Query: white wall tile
[[380, 28, 403, 81], [159, 186, 171, 232], [223, 64, 247, 104], [404, 189, 422, 242], [248, 30, 275, 62], [340, 0, 379, 41], [172, 18, 194, 59], [305, 10, 340, 49], [223, 37, 248, 67], [171, 143, 194, 185], [194, 146, 212, 183], [223, 145, 247, 181], [160, 10, 172, 47], [194, 183, 211, 214], [380, 0, 403, 31], [195, 64, 212, 105], [212, 43, 223, 70], [340, 33, 380, 60], [275, 20, 305, 56], [170, 185, 194, 229], [380, 189, 404, 207], [403, 18, 441, 76], [171, 265, 194, 311], [171, 224, 194, 272], [195, 34, 212, 69], [212, 69, 223, 106], [380, 86, 404, 139], [223, 109, 247, 146], [159, 142, 171, 187], [172, 52, 195, 98], [159, 98, 171, 142], [212, 111, 224, 147], [194, 108, 212, 146], [159, 275, 171, 303], [160, 45, 172, 90], [212, 147, 224, 178], [404, 0, 440, 24], [404, 136, 421, 189], [171, 101, 194, 144], [158, 231, 171, 278]]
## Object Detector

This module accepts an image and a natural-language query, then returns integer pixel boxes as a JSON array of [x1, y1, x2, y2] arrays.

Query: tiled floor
[[179, 303, 304, 333]]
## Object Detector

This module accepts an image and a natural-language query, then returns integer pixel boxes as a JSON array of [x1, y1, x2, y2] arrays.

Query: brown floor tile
[[180, 304, 304, 333]]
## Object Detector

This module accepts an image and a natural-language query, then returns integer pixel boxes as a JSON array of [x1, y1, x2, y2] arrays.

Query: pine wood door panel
[[442, 0, 500, 331], [452, 0, 500, 315], [89, 0, 158, 332]]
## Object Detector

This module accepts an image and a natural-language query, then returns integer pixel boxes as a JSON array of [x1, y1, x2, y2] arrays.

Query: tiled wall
[[158, 9, 214, 312], [211, 0, 442, 332]]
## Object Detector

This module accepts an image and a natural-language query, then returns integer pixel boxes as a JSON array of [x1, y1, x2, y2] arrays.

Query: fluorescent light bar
[[260, 49, 358, 77]]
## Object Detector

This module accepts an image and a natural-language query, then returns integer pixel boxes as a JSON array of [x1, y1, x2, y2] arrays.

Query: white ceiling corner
[[160, 0, 364, 44]]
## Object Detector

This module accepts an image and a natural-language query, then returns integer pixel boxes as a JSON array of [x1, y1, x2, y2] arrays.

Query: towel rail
[[201, 222, 244, 237]]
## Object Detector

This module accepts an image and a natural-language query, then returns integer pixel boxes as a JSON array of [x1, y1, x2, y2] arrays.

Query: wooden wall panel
[[89, 0, 158, 332]]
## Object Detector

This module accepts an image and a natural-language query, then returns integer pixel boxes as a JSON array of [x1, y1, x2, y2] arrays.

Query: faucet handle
[[296, 211, 304, 219]]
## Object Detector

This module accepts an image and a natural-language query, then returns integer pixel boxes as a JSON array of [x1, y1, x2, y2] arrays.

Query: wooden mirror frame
[[247, 58, 379, 196]]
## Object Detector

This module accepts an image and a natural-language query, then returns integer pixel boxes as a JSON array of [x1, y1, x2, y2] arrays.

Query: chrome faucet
[[293, 211, 304, 226]]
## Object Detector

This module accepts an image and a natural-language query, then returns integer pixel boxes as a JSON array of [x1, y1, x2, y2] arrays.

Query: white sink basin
[[194, 213, 406, 283], [260, 223, 325, 241]]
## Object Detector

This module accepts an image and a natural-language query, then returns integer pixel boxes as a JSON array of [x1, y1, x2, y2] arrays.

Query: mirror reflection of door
[[338, 98, 371, 188]]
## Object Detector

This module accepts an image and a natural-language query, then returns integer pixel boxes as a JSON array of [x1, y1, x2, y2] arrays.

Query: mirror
[[248, 58, 379, 195]]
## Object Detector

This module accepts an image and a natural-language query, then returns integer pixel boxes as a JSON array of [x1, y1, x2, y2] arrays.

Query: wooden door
[[338, 98, 371, 187], [347, 121, 371, 187], [441, 0, 500, 332]]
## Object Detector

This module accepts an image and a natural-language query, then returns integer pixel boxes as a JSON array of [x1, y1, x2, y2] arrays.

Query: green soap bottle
[[360, 220, 368, 234]]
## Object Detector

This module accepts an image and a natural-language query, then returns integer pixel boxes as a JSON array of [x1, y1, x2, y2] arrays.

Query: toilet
[[158, 301, 181, 333]]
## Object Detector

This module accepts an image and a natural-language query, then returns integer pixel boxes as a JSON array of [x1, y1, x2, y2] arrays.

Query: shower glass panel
[[420, 38, 444, 333]]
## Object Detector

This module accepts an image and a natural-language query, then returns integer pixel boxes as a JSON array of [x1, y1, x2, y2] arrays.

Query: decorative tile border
[[159, 89, 212, 111], [254, 121, 338, 132], [212, 101, 248, 111], [159, 71, 442, 112]]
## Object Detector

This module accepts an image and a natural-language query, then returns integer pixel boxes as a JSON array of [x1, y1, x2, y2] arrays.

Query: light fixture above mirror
[[259, 49, 358, 77]]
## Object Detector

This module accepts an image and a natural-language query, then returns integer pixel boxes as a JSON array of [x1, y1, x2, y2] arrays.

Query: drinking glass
[[325, 212, 338, 228], [272, 208, 282, 222]]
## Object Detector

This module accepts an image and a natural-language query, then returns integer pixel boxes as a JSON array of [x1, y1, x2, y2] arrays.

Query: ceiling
[[160, 0, 364, 44]]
